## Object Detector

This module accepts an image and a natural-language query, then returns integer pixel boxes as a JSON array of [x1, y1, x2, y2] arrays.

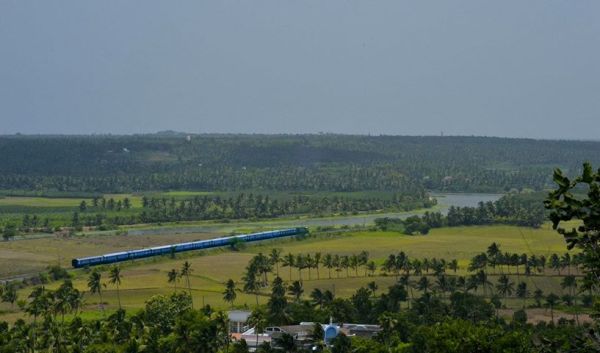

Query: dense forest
[[1, 134, 599, 193]]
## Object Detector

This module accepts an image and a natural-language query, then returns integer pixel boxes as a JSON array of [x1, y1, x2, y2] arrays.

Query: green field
[[0, 223, 579, 323]]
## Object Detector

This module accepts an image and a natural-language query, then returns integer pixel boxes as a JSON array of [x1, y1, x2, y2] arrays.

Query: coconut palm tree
[[223, 279, 237, 308], [476, 270, 493, 297], [340, 256, 350, 278], [416, 276, 431, 294], [314, 252, 322, 279], [496, 274, 514, 307], [533, 289, 544, 308], [87, 270, 104, 314], [242, 268, 260, 306], [561, 275, 579, 323], [367, 281, 378, 297], [305, 254, 313, 280], [399, 275, 412, 307], [295, 254, 305, 281], [270, 249, 282, 277], [247, 307, 267, 349], [545, 293, 560, 323], [550, 254, 561, 275], [311, 288, 325, 309], [561, 275, 577, 297], [350, 254, 359, 277], [288, 281, 304, 302], [367, 261, 377, 277], [358, 251, 369, 277], [322, 253, 334, 279], [282, 253, 295, 281], [109, 266, 123, 309], [516, 282, 529, 308], [167, 269, 179, 291], [180, 261, 193, 307], [448, 259, 459, 273], [25, 286, 50, 352]]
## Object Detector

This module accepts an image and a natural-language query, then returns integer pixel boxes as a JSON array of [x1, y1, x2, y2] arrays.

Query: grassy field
[[0, 223, 580, 323], [0, 232, 221, 279]]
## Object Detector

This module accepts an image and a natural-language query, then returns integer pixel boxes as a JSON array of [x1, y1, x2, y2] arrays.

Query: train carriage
[[71, 227, 308, 268]]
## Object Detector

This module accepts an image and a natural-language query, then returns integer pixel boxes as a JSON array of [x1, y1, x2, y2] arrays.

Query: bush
[[47, 265, 70, 281]]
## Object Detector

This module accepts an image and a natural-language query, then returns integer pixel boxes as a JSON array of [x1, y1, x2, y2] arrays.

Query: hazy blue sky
[[1, 1, 599, 138]]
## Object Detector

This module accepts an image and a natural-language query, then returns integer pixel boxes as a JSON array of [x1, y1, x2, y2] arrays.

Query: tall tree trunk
[[117, 283, 122, 309]]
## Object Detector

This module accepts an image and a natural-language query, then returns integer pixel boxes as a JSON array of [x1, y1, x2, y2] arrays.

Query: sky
[[1, 1, 599, 139]]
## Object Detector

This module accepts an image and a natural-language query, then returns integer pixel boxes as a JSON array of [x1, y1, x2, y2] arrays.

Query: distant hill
[[0, 134, 598, 193]]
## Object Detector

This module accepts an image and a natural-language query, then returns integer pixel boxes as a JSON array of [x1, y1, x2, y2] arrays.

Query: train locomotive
[[71, 227, 308, 268]]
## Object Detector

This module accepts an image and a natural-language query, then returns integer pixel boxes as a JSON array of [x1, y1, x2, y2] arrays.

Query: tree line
[[2, 193, 433, 237], [375, 194, 546, 235]]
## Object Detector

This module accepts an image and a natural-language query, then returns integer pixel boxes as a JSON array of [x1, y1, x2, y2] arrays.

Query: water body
[[126, 193, 503, 236]]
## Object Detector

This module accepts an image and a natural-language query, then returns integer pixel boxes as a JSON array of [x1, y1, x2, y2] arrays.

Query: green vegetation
[[1, 135, 600, 194], [375, 193, 545, 234], [1, 135, 599, 351], [0, 224, 578, 317]]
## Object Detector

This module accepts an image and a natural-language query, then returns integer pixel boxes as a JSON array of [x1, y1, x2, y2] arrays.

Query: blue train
[[71, 227, 308, 268]]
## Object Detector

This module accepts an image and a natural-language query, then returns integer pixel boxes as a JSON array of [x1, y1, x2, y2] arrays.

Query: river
[[125, 193, 503, 236]]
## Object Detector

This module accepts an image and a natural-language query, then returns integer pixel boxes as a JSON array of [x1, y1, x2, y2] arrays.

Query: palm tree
[[270, 249, 282, 277], [314, 252, 322, 279], [379, 312, 398, 351], [305, 254, 313, 280], [109, 266, 122, 309], [495, 274, 514, 307], [550, 254, 561, 275], [247, 307, 267, 349], [448, 259, 459, 273], [457, 276, 467, 292], [167, 269, 179, 291], [383, 254, 396, 276], [435, 275, 449, 298], [561, 275, 577, 297], [69, 288, 84, 316], [561, 253, 571, 275], [288, 281, 304, 302], [545, 293, 560, 323], [533, 289, 544, 308], [358, 251, 369, 277], [367, 281, 378, 298], [561, 275, 579, 323], [340, 255, 350, 278], [181, 261, 193, 307], [54, 280, 75, 321], [310, 288, 325, 309], [486, 243, 501, 274], [350, 254, 359, 277], [466, 275, 479, 293], [295, 254, 305, 281], [322, 254, 334, 279], [417, 276, 431, 294], [242, 268, 260, 306], [333, 254, 341, 278], [26, 286, 50, 352], [87, 270, 104, 314], [283, 253, 295, 281], [398, 275, 412, 307], [476, 270, 493, 297], [516, 282, 529, 308], [223, 279, 237, 308], [323, 289, 335, 305], [366, 261, 377, 277]]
